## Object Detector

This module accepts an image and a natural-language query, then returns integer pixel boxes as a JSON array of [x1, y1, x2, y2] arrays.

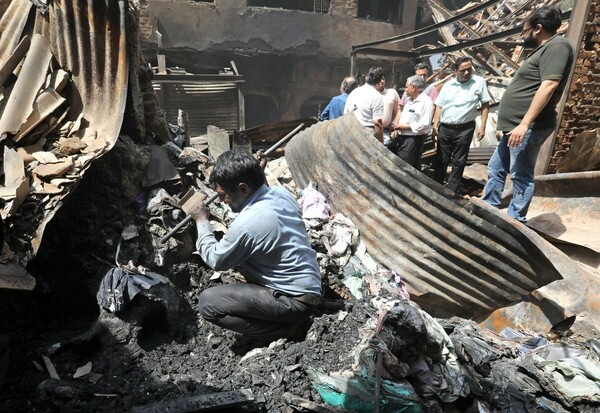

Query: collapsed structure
[[1, 0, 600, 412]]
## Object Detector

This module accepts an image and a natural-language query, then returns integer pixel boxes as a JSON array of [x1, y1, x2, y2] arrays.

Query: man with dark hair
[[482, 5, 573, 222], [189, 150, 322, 341], [344, 67, 385, 142], [389, 75, 434, 168], [320, 76, 358, 120], [432, 56, 491, 192], [399, 62, 439, 107]]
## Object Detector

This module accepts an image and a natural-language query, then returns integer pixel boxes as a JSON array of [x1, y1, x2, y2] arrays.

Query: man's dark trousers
[[433, 121, 476, 192], [389, 135, 426, 170]]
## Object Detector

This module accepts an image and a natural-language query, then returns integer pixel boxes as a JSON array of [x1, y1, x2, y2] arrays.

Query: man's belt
[[440, 121, 475, 130], [397, 134, 428, 138]]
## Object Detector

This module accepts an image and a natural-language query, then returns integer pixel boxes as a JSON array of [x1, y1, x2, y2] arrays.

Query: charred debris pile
[[1, 129, 599, 412], [1, 1, 600, 413]]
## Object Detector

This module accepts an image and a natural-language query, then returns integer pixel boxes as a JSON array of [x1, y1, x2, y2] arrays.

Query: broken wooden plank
[[178, 188, 206, 215], [0, 34, 53, 140], [429, 0, 519, 70], [130, 389, 256, 413], [157, 54, 167, 75], [207, 125, 230, 161], [13, 88, 66, 142], [428, 0, 520, 72], [177, 109, 190, 148]]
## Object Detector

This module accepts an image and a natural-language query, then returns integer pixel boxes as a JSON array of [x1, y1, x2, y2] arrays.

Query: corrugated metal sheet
[[285, 114, 577, 320], [33, 0, 128, 149], [0, 0, 128, 260], [153, 82, 239, 136]]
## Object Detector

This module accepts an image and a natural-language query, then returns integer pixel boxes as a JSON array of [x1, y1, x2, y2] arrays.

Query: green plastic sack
[[307, 366, 423, 413]]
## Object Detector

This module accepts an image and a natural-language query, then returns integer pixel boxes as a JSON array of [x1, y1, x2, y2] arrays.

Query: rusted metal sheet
[[482, 258, 600, 333], [32, 0, 129, 151], [285, 114, 579, 320], [0, 0, 128, 262], [527, 171, 600, 253]]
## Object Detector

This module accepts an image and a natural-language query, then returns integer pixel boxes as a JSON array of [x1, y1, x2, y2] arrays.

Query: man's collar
[[240, 184, 269, 212], [526, 33, 559, 58]]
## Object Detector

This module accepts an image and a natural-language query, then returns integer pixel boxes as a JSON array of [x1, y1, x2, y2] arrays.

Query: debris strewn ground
[[1, 135, 600, 413]]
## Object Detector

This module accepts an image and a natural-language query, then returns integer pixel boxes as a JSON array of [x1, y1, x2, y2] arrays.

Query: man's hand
[[476, 127, 486, 141], [432, 127, 438, 138], [254, 149, 267, 170], [390, 130, 399, 140], [373, 119, 384, 143], [188, 194, 210, 224], [507, 123, 528, 148]]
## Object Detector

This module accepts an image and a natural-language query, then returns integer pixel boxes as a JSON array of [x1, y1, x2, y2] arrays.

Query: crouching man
[[189, 150, 322, 341]]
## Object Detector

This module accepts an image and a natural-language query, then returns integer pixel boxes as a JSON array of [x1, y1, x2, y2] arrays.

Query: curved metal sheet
[[527, 171, 600, 253], [0, 0, 128, 261], [286, 114, 571, 319]]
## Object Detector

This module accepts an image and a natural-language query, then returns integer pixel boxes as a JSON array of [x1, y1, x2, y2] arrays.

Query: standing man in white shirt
[[344, 67, 385, 143], [389, 75, 434, 169], [432, 57, 491, 192]]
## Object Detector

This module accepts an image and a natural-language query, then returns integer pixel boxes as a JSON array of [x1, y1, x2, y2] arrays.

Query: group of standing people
[[179, 5, 573, 346], [321, 5, 572, 224]]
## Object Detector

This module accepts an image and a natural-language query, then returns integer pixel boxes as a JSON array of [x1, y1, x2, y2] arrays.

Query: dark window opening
[[300, 95, 330, 119], [245, 94, 278, 128], [357, 0, 404, 24], [247, 0, 330, 13]]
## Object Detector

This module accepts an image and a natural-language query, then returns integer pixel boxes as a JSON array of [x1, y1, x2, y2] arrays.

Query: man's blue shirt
[[320, 93, 348, 120], [196, 184, 321, 297]]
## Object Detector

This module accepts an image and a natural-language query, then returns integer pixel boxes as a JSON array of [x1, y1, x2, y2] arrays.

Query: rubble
[[0, 0, 130, 287], [1, 1, 600, 413]]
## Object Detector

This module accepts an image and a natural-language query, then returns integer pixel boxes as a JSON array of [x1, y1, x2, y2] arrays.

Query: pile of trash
[[1, 123, 600, 412]]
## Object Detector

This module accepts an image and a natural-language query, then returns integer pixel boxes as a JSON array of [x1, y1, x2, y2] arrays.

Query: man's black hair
[[365, 67, 384, 86], [526, 5, 562, 33], [209, 150, 265, 192], [414, 62, 430, 73], [454, 56, 472, 70]]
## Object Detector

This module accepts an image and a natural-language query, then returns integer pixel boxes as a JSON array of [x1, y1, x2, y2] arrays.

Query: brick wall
[[549, 0, 600, 173]]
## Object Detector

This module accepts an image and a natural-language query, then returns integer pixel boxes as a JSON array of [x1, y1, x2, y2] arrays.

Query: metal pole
[[159, 123, 305, 244]]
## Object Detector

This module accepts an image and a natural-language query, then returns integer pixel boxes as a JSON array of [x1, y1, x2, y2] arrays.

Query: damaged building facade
[[139, 0, 420, 128]]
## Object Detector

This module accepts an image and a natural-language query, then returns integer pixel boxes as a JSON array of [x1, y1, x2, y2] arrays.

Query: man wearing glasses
[[432, 56, 491, 192], [482, 5, 574, 223]]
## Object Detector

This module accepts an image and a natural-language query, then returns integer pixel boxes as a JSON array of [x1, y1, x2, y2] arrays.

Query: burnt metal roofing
[[285, 114, 575, 320], [0, 0, 128, 262]]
